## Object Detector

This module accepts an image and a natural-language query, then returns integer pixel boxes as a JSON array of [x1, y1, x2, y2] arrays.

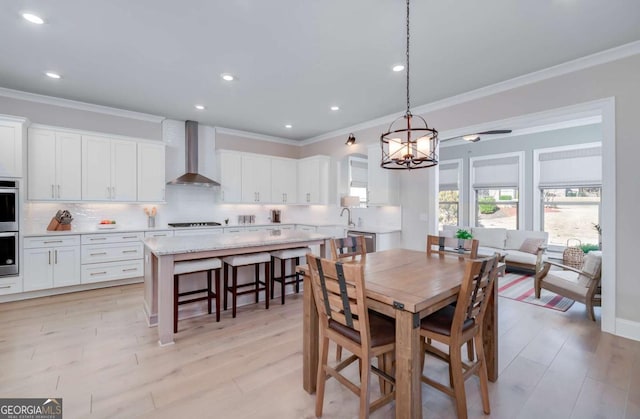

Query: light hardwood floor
[[0, 283, 639, 418]]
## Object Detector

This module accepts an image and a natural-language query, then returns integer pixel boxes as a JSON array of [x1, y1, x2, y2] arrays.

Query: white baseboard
[[614, 317, 640, 342]]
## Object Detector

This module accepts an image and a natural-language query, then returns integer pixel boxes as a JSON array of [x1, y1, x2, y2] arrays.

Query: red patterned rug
[[498, 273, 574, 312]]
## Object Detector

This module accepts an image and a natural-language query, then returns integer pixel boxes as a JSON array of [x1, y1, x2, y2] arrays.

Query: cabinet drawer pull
[[90, 237, 107, 241], [90, 271, 107, 276], [43, 240, 63, 244], [90, 252, 108, 256], [122, 250, 138, 254], [122, 268, 138, 272], [0, 285, 11, 289], [122, 236, 138, 239]]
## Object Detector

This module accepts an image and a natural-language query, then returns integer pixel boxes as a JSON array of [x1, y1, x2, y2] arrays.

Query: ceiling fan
[[440, 129, 512, 143]]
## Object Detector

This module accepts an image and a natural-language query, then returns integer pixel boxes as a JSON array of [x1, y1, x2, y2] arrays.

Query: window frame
[[437, 158, 464, 228], [469, 151, 524, 229], [539, 185, 601, 250]]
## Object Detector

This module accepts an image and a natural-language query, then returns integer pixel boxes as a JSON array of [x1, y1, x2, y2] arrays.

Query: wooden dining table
[[299, 248, 498, 419]]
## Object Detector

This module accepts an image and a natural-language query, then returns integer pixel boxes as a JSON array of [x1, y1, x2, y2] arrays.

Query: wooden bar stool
[[223, 252, 271, 318], [269, 247, 311, 304], [173, 257, 222, 333]]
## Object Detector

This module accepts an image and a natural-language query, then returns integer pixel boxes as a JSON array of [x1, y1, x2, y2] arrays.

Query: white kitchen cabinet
[[173, 228, 224, 237], [144, 230, 174, 238], [80, 231, 144, 284], [23, 235, 81, 291], [137, 142, 166, 202], [296, 225, 317, 233], [82, 136, 137, 201], [137, 143, 166, 202], [271, 157, 297, 204], [298, 156, 330, 204], [0, 118, 24, 178], [241, 154, 272, 203], [28, 128, 82, 200], [217, 150, 242, 203], [367, 145, 399, 206]]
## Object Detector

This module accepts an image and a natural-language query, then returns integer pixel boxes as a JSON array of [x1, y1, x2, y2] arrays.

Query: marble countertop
[[144, 230, 331, 256], [345, 226, 402, 234], [22, 223, 400, 237]]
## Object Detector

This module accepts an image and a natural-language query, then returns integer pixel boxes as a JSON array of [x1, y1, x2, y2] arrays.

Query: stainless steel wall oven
[[0, 180, 19, 277]]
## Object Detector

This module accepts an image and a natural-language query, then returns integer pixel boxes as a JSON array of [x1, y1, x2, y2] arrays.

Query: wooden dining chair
[[426, 235, 479, 258], [329, 235, 368, 361], [306, 254, 395, 419], [419, 255, 499, 419], [330, 235, 367, 262]]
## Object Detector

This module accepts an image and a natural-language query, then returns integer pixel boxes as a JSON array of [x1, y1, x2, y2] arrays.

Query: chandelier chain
[[405, 0, 410, 114]]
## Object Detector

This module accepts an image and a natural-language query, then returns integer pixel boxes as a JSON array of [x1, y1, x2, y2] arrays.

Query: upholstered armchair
[[534, 251, 602, 320]]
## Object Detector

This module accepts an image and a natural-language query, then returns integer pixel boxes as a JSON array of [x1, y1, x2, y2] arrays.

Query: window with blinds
[[438, 161, 461, 229], [349, 157, 368, 207], [471, 154, 521, 229], [537, 144, 602, 246]]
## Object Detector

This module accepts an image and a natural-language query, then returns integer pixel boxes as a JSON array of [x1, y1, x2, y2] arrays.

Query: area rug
[[498, 273, 574, 312]]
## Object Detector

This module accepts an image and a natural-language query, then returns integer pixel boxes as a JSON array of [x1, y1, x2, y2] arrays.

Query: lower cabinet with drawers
[[81, 232, 144, 284]]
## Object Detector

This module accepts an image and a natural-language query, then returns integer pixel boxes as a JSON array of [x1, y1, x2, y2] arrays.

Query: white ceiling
[[1, 1, 639, 140]]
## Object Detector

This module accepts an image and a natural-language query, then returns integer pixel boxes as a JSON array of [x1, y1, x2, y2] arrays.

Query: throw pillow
[[519, 238, 544, 254]]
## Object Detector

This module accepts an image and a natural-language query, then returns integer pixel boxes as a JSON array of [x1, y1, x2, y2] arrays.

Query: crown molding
[[301, 40, 640, 146], [0, 86, 165, 123], [214, 126, 301, 146]]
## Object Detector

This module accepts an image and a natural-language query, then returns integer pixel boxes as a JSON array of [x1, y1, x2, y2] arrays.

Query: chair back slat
[[452, 255, 499, 336], [330, 236, 367, 261], [427, 235, 479, 258], [307, 255, 369, 338]]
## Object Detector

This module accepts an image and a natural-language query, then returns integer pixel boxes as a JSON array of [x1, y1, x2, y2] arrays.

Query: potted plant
[[455, 229, 472, 250]]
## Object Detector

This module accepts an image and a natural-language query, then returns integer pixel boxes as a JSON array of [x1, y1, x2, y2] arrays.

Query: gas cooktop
[[167, 222, 222, 228]]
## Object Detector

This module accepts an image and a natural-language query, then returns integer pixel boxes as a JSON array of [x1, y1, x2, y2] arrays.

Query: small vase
[[148, 216, 156, 228]]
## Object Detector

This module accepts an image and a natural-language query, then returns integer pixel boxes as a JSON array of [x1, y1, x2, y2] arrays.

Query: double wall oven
[[0, 180, 19, 277]]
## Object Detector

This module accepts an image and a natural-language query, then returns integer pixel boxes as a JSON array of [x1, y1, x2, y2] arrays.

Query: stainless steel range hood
[[167, 120, 220, 187]]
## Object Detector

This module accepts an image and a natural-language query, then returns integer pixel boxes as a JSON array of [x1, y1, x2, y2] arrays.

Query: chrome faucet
[[340, 207, 355, 227]]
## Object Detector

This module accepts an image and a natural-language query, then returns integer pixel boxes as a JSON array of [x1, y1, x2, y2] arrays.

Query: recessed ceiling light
[[22, 13, 44, 24], [330, 106, 340, 111], [194, 105, 205, 110], [221, 74, 235, 81], [392, 64, 405, 72], [45, 72, 61, 79], [285, 124, 292, 129]]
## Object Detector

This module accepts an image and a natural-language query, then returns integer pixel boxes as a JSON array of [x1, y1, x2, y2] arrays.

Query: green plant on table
[[455, 229, 473, 240]]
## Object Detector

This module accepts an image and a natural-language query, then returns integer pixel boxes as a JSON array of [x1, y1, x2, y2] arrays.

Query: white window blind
[[350, 158, 368, 188], [439, 162, 459, 191], [472, 156, 519, 188], [538, 146, 601, 187]]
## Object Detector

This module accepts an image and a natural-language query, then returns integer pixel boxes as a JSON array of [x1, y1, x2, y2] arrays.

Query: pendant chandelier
[[381, 0, 438, 170]]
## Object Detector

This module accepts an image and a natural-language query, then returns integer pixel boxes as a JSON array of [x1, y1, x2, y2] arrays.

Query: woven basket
[[563, 238, 584, 269]]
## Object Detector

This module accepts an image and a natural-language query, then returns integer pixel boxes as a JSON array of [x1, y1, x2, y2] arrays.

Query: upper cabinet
[[241, 154, 272, 203], [298, 155, 330, 204], [217, 150, 242, 203], [28, 128, 82, 200], [217, 150, 328, 205], [27, 125, 164, 202], [137, 142, 166, 202], [271, 157, 297, 204], [367, 145, 399, 205], [0, 117, 25, 178], [82, 136, 137, 201]]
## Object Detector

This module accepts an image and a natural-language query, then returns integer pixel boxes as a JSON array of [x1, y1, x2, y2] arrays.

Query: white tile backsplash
[[23, 192, 401, 234]]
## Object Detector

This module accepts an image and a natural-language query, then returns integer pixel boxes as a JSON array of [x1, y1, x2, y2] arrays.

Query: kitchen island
[[143, 229, 330, 345]]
